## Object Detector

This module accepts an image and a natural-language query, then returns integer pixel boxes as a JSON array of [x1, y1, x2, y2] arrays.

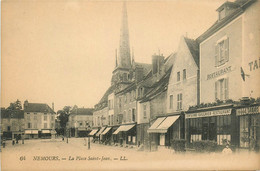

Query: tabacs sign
[[186, 109, 232, 119], [236, 105, 259, 116]]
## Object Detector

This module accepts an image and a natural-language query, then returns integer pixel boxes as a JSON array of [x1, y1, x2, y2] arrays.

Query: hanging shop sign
[[236, 105, 259, 116], [186, 108, 232, 119]]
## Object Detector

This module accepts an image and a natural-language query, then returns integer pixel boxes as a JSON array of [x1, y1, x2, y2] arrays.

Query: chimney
[[24, 100, 29, 109], [52, 102, 54, 111], [135, 66, 144, 82], [152, 54, 164, 75]]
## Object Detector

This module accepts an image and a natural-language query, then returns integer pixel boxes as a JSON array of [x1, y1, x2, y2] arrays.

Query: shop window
[[177, 72, 180, 82], [215, 37, 229, 67], [240, 115, 249, 148], [217, 115, 231, 145], [215, 78, 229, 101], [169, 95, 173, 109], [183, 69, 186, 80], [177, 93, 182, 110], [189, 118, 202, 135], [190, 134, 202, 143]]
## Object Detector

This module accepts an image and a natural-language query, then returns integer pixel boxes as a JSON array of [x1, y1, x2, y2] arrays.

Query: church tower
[[118, 1, 131, 68], [111, 2, 132, 87]]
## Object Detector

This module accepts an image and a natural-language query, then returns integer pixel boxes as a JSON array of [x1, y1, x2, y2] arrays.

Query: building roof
[[140, 66, 173, 103], [1, 109, 24, 119], [24, 103, 55, 114], [184, 37, 199, 67], [196, 0, 255, 43], [70, 108, 93, 116], [95, 85, 115, 110], [134, 62, 152, 76]]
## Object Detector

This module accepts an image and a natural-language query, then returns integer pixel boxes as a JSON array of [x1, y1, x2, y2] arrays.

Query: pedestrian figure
[[3, 138, 6, 148], [16, 136, 19, 144], [62, 136, 64, 141], [12, 138, 15, 145], [222, 144, 232, 154]]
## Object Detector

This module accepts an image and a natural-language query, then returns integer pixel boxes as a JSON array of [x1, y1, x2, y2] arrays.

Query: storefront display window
[[217, 115, 231, 145], [240, 115, 249, 148], [189, 118, 202, 142]]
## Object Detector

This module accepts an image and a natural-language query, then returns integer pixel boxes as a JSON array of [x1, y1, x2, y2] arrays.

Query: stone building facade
[[23, 100, 55, 139], [1, 108, 24, 140]]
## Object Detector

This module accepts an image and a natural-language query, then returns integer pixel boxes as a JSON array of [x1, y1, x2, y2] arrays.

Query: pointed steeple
[[115, 49, 118, 67], [132, 47, 135, 64], [118, 1, 131, 69]]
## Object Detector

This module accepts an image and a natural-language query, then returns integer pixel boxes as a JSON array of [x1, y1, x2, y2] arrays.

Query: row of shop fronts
[[2, 129, 56, 140], [186, 103, 260, 150], [88, 103, 259, 151], [24, 129, 56, 139]]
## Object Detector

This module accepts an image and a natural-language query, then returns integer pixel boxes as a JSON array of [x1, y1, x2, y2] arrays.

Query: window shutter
[[224, 78, 229, 100], [215, 44, 219, 67], [225, 38, 229, 62], [215, 81, 218, 101]]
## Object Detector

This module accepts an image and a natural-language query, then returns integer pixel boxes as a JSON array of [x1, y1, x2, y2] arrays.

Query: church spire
[[132, 47, 135, 64], [115, 49, 118, 67], [118, 1, 131, 69]]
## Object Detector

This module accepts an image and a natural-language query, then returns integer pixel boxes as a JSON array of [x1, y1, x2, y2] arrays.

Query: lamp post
[[87, 125, 91, 150]]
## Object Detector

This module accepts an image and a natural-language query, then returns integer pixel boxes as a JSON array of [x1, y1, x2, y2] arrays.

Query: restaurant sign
[[236, 105, 259, 116], [186, 109, 232, 119]]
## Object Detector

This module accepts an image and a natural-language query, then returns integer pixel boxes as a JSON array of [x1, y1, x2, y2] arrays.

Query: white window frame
[[177, 93, 182, 110], [143, 105, 147, 119], [177, 71, 180, 82], [215, 77, 229, 101], [183, 69, 186, 80], [215, 36, 229, 67]]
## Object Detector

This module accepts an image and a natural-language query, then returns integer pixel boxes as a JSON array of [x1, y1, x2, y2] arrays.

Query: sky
[[1, 0, 228, 111]]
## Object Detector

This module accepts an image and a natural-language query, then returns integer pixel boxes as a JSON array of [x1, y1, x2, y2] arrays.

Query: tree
[[57, 106, 71, 135], [7, 99, 22, 110]]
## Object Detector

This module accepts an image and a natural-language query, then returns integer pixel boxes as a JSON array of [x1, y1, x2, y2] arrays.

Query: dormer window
[[216, 1, 240, 21], [219, 8, 225, 20]]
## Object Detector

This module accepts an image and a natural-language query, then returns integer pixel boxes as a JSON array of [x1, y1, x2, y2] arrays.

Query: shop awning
[[148, 117, 166, 131], [42, 130, 51, 133], [113, 124, 135, 135], [31, 130, 39, 134], [96, 127, 106, 136], [101, 127, 112, 135], [148, 115, 179, 133], [25, 130, 32, 134], [88, 129, 99, 136]]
